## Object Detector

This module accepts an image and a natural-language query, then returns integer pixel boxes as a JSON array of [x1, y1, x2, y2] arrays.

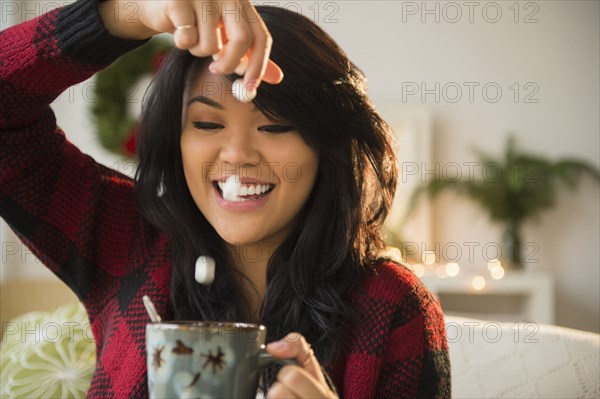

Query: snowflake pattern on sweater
[[0, 0, 451, 397]]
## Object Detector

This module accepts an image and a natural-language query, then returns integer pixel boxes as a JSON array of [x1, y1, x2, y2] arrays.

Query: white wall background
[[1, 1, 598, 332], [311, 0, 598, 332]]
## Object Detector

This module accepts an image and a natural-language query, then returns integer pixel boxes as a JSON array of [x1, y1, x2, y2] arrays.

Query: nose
[[218, 127, 259, 168]]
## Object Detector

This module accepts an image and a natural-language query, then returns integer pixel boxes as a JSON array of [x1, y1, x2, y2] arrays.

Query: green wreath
[[91, 38, 173, 157]]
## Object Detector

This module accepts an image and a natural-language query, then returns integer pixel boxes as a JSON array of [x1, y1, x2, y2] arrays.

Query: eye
[[192, 122, 223, 131], [258, 125, 295, 134]]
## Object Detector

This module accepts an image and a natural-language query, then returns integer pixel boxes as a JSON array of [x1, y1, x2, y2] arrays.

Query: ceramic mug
[[146, 322, 296, 398]]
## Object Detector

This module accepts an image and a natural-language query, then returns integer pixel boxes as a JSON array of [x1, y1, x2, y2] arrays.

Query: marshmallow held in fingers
[[222, 175, 242, 201], [195, 256, 215, 285], [232, 79, 257, 103]]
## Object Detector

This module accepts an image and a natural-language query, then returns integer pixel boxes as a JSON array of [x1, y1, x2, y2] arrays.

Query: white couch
[[1, 305, 599, 398], [446, 315, 600, 398]]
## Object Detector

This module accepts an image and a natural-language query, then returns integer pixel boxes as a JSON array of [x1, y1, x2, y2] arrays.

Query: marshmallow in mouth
[[218, 175, 274, 202]]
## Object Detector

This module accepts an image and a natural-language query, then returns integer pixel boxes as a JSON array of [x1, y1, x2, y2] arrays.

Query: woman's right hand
[[99, 0, 283, 86]]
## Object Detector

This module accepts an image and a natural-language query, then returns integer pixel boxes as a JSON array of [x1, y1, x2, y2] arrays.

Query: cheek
[[300, 148, 319, 182], [285, 151, 319, 196], [180, 133, 214, 194]]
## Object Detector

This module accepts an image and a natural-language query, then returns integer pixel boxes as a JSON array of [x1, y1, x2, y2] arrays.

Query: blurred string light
[[445, 262, 460, 277], [487, 258, 501, 271], [472, 275, 486, 290], [490, 266, 505, 279], [435, 265, 448, 279], [412, 263, 425, 278], [422, 250, 436, 265], [487, 258, 505, 280], [407, 253, 507, 286]]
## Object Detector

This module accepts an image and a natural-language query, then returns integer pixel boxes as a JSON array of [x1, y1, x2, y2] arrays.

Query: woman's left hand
[[265, 333, 338, 399]]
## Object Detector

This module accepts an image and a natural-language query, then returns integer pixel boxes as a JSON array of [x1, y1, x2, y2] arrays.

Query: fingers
[[241, 6, 272, 88], [209, 4, 253, 76], [167, 1, 222, 56], [266, 333, 327, 387], [275, 365, 332, 399], [267, 379, 296, 399], [166, 2, 199, 49], [190, 6, 222, 56], [161, 1, 284, 86], [263, 60, 285, 85], [237, 5, 283, 86], [202, 0, 283, 86]]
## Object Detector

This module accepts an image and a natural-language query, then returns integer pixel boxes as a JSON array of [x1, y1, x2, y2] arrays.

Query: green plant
[[406, 136, 599, 268]]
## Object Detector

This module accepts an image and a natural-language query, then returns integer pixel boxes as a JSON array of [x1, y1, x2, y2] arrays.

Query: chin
[[216, 229, 265, 247]]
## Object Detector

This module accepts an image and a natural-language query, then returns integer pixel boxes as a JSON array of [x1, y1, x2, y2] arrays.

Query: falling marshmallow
[[222, 175, 242, 202], [195, 255, 215, 285], [232, 79, 256, 103]]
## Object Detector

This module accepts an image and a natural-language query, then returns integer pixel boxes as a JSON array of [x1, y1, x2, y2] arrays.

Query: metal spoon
[[143, 295, 162, 323]]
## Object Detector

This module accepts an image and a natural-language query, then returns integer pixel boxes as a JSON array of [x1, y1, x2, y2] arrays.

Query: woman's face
[[181, 68, 319, 248]]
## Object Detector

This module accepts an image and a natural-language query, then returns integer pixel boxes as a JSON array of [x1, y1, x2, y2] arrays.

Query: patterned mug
[[146, 322, 296, 398]]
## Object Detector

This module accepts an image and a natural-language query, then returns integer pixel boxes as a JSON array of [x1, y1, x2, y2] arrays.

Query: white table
[[420, 271, 555, 324]]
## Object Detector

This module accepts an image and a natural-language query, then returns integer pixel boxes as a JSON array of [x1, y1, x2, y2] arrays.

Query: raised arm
[[0, 0, 281, 301], [0, 0, 152, 298]]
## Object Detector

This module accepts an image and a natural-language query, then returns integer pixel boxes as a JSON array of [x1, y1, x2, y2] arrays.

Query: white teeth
[[216, 180, 273, 201]]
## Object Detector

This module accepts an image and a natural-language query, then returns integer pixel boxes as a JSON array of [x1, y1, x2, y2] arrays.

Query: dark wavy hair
[[135, 5, 398, 389]]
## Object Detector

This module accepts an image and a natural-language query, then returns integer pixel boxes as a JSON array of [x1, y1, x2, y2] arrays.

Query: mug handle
[[257, 347, 299, 368]]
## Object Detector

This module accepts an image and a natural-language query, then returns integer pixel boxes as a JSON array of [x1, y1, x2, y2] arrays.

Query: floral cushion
[[0, 302, 96, 398]]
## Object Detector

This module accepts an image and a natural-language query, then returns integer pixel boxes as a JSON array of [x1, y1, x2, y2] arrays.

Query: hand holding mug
[[266, 333, 339, 399], [146, 322, 304, 398]]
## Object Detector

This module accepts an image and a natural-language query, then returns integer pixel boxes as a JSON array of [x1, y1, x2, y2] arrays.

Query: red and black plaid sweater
[[0, 0, 451, 397]]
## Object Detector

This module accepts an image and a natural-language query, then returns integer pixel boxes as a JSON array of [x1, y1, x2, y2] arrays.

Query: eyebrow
[[187, 95, 259, 112], [187, 95, 224, 109]]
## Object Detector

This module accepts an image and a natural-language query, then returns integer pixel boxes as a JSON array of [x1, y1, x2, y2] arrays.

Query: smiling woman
[[180, 69, 319, 250], [0, 0, 450, 397]]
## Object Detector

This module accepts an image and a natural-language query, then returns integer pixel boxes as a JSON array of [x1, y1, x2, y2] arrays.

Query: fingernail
[[268, 340, 285, 349], [244, 79, 259, 93], [208, 63, 218, 75]]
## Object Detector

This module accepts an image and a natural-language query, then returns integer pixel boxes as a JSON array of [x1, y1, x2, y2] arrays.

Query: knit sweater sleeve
[[0, 0, 150, 300], [337, 261, 451, 399]]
